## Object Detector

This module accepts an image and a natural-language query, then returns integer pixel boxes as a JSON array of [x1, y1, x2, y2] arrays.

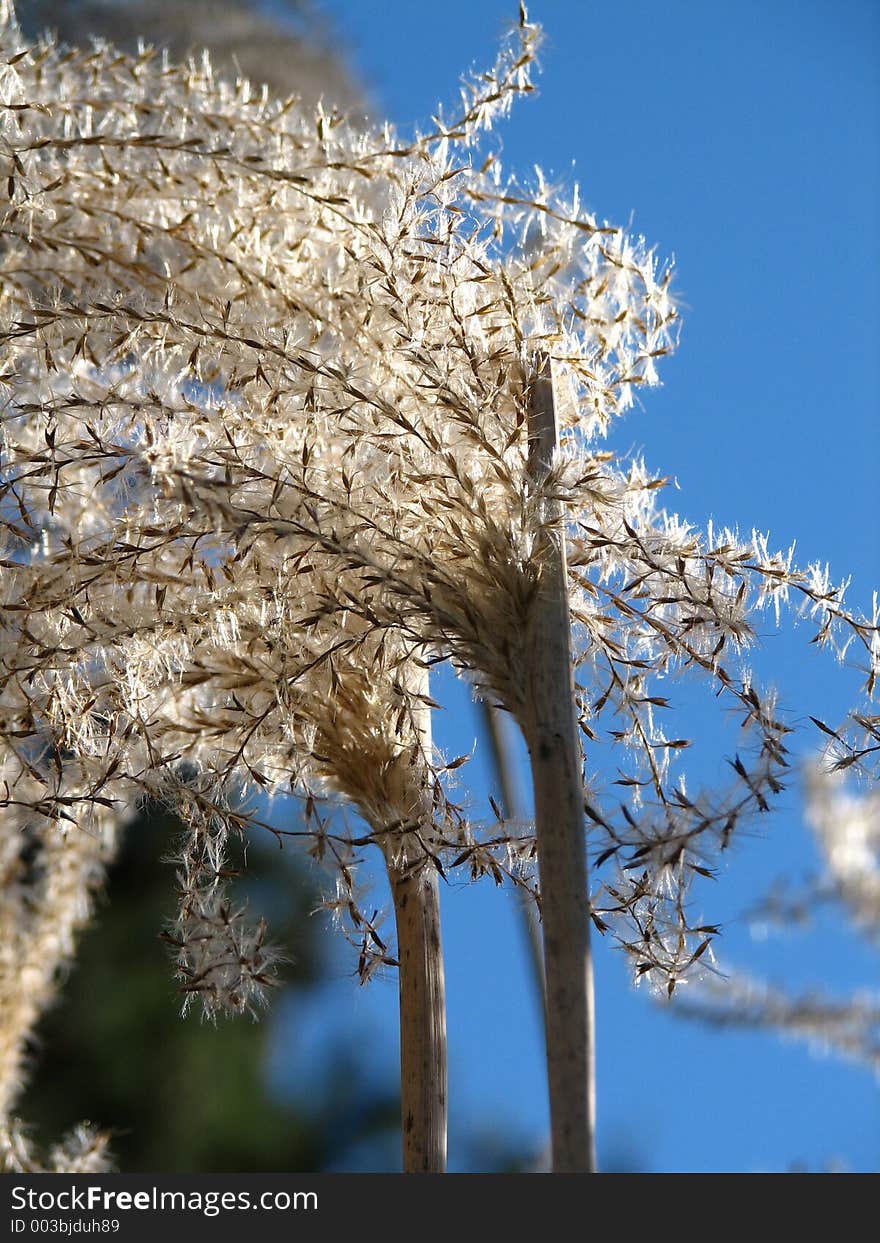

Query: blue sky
[[260, 1, 880, 1171]]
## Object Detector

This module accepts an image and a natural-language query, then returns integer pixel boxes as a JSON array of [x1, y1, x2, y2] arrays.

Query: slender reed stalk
[[479, 701, 546, 1014], [386, 857, 447, 1172], [384, 671, 447, 1173], [524, 355, 596, 1173]]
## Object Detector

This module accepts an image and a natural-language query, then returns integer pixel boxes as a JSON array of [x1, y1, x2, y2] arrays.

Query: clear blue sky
[[263, 0, 880, 1171]]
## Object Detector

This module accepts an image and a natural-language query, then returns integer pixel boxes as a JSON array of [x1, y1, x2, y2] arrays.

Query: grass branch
[[524, 354, 596, 1173]]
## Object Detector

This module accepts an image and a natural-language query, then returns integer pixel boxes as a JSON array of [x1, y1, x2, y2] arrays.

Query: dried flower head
[[0, 0, 875, 1029]]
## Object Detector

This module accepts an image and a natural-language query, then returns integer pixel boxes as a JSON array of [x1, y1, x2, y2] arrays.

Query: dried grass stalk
[[523, 354, 594, 1171]]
